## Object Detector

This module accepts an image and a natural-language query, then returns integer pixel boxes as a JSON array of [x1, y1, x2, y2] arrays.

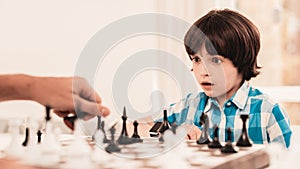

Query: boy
[[164, 9, 292, 148]]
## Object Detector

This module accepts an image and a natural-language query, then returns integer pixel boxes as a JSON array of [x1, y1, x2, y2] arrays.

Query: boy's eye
[[211, 57, 222, 64], [192, 57, 201, 63]]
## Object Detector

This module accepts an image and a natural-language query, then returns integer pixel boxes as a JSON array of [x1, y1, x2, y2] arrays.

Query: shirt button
[[226, 102, 231, 107]]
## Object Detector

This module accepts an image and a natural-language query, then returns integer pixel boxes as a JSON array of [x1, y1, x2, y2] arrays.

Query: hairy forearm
[[0, 74, 35, 102]]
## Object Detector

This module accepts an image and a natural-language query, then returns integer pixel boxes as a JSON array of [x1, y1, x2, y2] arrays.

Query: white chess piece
[[4, 119, 24, 159], [63, 120, 94, 169], [21, 119, 43, 165], [91, 129, 112, 165], [38, 122, 63, 167]]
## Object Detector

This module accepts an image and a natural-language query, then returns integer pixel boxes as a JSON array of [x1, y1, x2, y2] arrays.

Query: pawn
[[131, 120, 143, 143], [105, 123, 121, 153], [208, 125, 222, 148], [4, 119, 24, 159], [221, 128, 238, 153], [236, 114, 252, 147], [197, 112, 211, 144], [37, 130, 42, 144]]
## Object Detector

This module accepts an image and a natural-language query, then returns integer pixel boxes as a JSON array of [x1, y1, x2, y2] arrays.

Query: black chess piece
[[221, 128, 238, 153], [105, 123, 121, 153], [37, 130, 42, 144], [96, 116, 102, 130], [158, 109, 171, 142], [236, 114, 252, 147], [131, 120, 143, 143], [101, 121, 110, 143], [197, 112, 211, 144], [45, 106, 51, 122], [117, 107, 132, 145], [92, 116, 103, 140], [208, 125, 222, 148], [22, 127, 29, 146], [43, 106, 52, 132]]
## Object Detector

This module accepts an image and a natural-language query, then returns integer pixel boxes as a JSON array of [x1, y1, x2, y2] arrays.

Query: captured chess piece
[[197, 112, 211, 144], [131, 120, 143, 143], [208, 125, 222, 148], [105, 123, 121, 153], [236, 114, 252, 147], [158, 109, 171, 142], [117, 107, 132, 145], [221, 128, 238, 153]]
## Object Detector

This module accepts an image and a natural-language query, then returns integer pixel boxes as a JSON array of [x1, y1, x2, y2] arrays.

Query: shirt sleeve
[[267, 103, 292, 148]]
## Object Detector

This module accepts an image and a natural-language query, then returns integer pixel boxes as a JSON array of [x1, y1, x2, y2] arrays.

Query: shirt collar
[[231, 81, 251, 110]]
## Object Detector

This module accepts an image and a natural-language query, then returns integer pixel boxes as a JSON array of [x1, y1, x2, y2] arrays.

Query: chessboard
[[0, 106, 270, 169], [0, 135, 269, 169]]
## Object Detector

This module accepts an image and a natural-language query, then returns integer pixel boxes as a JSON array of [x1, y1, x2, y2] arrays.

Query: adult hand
[[31, 76, 110, 120]]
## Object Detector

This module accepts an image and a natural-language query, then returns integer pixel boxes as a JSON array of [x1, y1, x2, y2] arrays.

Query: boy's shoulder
[[248, 85, 280, 110]]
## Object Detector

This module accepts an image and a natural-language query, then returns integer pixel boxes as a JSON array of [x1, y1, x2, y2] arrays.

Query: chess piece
[[63, 115, 77, 130], [22, 120, 43, 165], [37, 130, 42, 144], [96, 115, 102, 130], [236, 114, 252, 147], [117, 107, 132, 145], [63, 111, 87, 130], [158, 109, 171, 142], [208, 125, 222, 148], [131, 120, 143, 143], [5, 119, 24, 159], [170, 122, 178, 134], [105, 123, 121, 153], [197, 112, 211, 144], [92, 116, 102, 139], [221, 128, 238, 153], [101, 121, 110, 143], [63, 120, 93, 169], [38, 121, 63, 166], [22, 127, 29, 146]]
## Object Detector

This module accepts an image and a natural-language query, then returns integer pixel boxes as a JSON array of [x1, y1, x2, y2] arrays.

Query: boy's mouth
[[201, 82, 214, 86]]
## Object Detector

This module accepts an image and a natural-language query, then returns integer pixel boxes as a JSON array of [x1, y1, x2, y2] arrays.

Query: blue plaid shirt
[[164, 82, 292, 148]]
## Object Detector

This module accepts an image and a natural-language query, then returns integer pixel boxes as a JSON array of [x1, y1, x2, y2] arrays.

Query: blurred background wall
[[0, 0, 299, 133]]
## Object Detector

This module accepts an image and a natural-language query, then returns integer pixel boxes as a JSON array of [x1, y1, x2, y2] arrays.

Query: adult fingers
[[74, 95, 110, 117]]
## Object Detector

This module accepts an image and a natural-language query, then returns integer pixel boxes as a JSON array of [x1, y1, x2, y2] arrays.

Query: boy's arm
[[267, 103, 292, 148]]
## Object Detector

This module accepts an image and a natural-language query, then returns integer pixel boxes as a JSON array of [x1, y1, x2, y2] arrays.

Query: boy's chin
[[203, 91, 221, 98]]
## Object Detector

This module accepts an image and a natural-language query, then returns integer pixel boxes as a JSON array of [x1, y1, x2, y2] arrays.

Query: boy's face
[[191, 48, 243, 101]]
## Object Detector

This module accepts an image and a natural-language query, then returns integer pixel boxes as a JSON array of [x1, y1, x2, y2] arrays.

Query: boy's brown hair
[[184, 9, 261, 81]]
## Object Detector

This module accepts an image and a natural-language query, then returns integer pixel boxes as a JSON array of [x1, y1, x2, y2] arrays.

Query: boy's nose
[[199, 64, 210, 76]]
